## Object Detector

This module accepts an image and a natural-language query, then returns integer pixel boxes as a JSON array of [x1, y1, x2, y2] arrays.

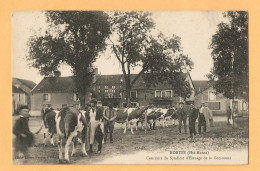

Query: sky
[[12, 11, 227, 84]]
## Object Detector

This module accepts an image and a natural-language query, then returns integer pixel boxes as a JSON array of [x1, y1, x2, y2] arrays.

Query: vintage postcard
[[12, 10, 248, 165]]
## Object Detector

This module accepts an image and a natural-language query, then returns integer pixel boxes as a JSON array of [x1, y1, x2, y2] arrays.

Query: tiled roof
[[31, 77, 77, 93], [193, 80, 213, 95], [13, 78, 36, 89], [96, 73, 189, 90], [32, 73, 192, 93], [12, 85, 26, 94]]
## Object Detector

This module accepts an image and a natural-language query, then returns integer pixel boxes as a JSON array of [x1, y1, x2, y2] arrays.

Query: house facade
[[193, 81, 248, 115], [30, 76, 92, 116], [30, 70, 195, 115], [12, 78, 36, 108], [94, 73, 195, 108], [12, 85, 27, 115]]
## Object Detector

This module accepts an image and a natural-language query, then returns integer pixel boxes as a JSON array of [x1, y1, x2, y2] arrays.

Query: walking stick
[[145, 112, 147, 134]]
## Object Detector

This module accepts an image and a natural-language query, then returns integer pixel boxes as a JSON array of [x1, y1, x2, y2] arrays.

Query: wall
[[31, 92, 91, 116], [13, 80, 34, 108], [12, 93, 27, 114], [121, 89, 180, 107], [194, 86, 230, 115]]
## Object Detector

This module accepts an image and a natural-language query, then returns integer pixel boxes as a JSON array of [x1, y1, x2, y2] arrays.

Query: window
[[130, 91, 137, 98], [74, 93, 79, 101], [109, 93, 113, 98], [155, 90, 162, 98], [165, 90, 172, 98], [18, 94, 21, 102], [112, 85, 115, 89], [208, 91, 216, 101], [62, 104, 67, 108], [242, 101, 248, 111], [43, 94, 49, 101], [105, 85, 108, 89], [105, 89, 108, 93]]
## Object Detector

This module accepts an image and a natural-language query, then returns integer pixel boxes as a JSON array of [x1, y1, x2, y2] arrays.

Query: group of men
[[176, 102, 213, 138]]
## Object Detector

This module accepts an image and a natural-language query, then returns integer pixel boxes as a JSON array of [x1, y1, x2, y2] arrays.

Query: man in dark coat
[[188, 104, 199, 138], [13, 106, 34, 158], [227, 106, 232, 125], [85, 99, 104, 153], [176, 102, 187, 134], [103, 103, 117, 143]]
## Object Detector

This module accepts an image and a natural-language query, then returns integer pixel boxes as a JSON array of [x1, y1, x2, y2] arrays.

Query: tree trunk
[[79, 93, 86, 109], [125, 85, 131, 108]]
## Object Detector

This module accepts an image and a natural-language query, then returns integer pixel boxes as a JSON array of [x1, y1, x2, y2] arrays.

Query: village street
[[12, 115, 248, 164]]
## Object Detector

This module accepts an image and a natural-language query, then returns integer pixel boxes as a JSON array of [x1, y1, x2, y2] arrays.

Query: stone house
[[94, 73, 195, 108], [193, 81, 248, 115]]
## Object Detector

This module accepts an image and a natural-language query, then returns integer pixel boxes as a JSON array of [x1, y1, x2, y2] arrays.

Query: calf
[[55, 107, 88, 163]]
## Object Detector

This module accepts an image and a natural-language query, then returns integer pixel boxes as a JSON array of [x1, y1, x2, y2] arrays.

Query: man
[[227, 106, 232, 125], [204, 103, 214, 127], [85, 99, 104, 153], [203, 103, 211, 127], [41, 104, 48, 128], [103, 103, 117, 143], [176, 102, 187, 134], [13, 106, 34, 159], [198, 103, 207, 133], [188, 104, 199, 138]]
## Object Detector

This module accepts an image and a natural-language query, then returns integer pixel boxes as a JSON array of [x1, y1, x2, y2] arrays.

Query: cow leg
[[71, 139, 75, 157], [136, 121, 138, 131], [123, 122, 127, 134], [64, 136, 73, 163], [58, 138, 63, 163], [50, 133, 55, 146], [43, 133, 47, 146], [81, 126, 88, 156], [141, 122, 144, 130], [130, 123, 134, 134]]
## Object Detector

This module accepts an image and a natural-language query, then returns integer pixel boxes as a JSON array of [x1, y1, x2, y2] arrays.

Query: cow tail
[[35, 121, 44, 134]]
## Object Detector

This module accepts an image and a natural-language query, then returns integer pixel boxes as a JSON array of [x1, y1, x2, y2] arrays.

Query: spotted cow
[[55, 107, 88, 163]]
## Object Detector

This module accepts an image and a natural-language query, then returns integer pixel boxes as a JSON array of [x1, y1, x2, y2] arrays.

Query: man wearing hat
[[198, 102, 207, 133], [188, 104, 199, 138], [103, 103, 117, 143], [85, 99, 104, 153], [176, 102, 187, 134], [13, 105, 34, 159]]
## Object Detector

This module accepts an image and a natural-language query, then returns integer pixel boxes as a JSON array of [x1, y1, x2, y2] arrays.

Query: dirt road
[[12, 116, 248, 164]]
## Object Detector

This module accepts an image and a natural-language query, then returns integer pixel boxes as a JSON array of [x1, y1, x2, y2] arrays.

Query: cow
[[35, 109, 59, 146], [157, 108, 177, 127], [136, 108, 164, 130], [55, 107, 88, 163], [115, 107, 147, 134]]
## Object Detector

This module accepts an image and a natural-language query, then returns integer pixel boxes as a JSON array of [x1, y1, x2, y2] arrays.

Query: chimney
[[54, 70, 61, 77]]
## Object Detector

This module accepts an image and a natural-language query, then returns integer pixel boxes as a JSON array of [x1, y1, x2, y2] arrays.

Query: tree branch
[[108, 37, 122, 63]]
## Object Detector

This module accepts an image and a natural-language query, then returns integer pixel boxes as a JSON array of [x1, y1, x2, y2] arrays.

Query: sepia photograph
[[12, 10, 248, 164]]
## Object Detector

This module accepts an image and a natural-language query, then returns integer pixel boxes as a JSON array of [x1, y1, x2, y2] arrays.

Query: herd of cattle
[[35, 106, 178, 163]]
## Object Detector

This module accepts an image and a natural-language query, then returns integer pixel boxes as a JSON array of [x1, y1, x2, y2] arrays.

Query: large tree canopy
[[27, 11, 111, 107], [109, 11, 193, 105], [208, 11, 248, 100]]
